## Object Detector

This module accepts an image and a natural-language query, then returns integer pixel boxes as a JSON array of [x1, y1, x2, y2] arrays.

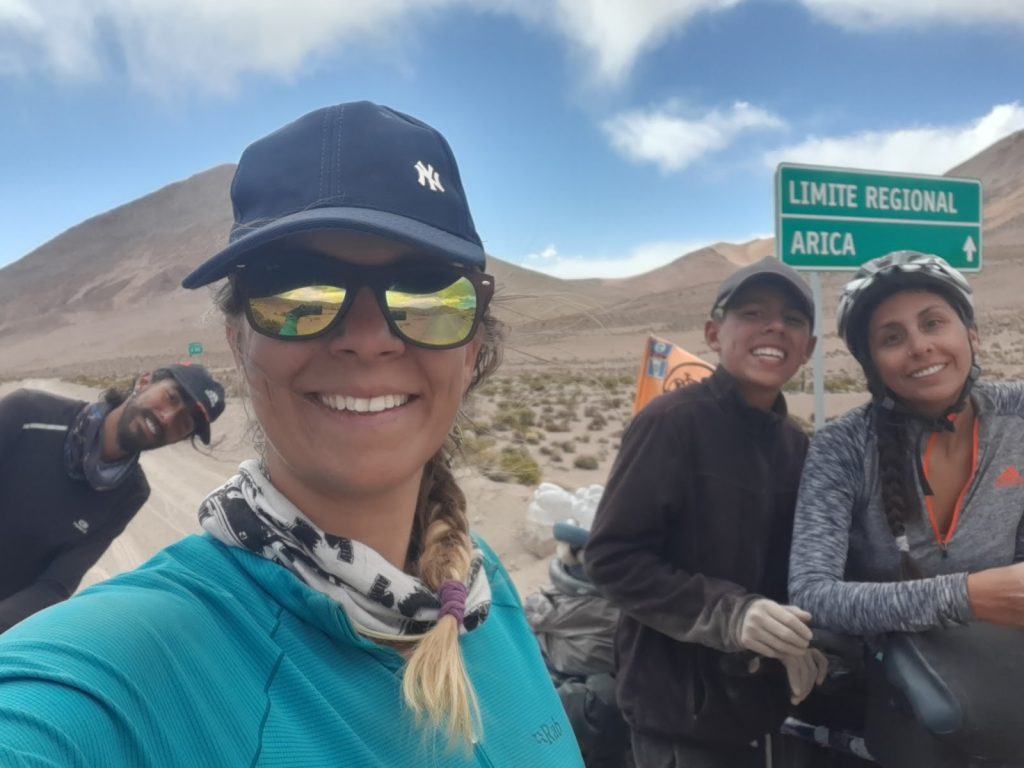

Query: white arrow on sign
[[963, 235, 977, 263]]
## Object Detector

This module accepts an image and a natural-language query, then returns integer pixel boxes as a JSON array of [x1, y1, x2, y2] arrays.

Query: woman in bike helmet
[[788, 251, 1024, 766]]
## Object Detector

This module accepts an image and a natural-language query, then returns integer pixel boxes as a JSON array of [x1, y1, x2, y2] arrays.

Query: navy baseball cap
[[182, 101, 485, 289], [164, 364, 225, 445]]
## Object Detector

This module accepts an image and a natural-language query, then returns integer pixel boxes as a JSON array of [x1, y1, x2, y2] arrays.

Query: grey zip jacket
[[789, 382, 1024, 635]]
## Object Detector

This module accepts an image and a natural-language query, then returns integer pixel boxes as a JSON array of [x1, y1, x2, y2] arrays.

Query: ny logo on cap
[[206, 389, 220, 408], [414, 161, 445, 193]]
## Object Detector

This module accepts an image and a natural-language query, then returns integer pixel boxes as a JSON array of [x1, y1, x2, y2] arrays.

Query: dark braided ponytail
[[874, 406, 923, 579]]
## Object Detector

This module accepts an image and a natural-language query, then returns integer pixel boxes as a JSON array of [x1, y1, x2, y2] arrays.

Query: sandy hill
[[2, 130, 1024, 380], [0, 164, 616, 378], [949, 130, 1024, 246], [3, 133, 1024, 599]]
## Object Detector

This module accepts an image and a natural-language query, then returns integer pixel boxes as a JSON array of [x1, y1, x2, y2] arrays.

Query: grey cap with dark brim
[[711, 256, 815, 326]]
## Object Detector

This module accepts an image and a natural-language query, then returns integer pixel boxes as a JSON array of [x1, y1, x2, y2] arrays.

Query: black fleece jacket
[[585, 365, 809, 744], [0, 389, 149, 632]]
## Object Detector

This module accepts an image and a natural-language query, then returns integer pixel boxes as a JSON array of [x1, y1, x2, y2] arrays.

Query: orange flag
[[632, 335, 715, 414]]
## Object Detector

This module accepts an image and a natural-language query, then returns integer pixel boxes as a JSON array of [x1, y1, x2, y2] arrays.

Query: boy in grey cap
[[587, 257, 825, 767]]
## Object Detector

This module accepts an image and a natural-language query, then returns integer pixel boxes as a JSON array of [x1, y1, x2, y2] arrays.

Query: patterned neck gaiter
[[198, 460, 491, 639], [64, 402, 140, 491]]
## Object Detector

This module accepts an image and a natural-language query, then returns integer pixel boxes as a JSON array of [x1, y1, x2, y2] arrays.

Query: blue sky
[[2, 0, 1023, 278]]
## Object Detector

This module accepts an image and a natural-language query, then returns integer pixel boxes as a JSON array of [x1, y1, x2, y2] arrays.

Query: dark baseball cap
[[165, 364, 225, 445], [711, 256, 815, 327], [181, 101, 485, 289]]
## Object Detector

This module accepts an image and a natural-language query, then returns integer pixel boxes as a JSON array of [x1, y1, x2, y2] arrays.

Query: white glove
[[736, 599, 813, 658], [780, 648, 829, 705]]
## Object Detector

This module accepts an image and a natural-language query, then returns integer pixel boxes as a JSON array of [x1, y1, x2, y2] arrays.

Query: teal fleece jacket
[[0, 534, 583, 767]]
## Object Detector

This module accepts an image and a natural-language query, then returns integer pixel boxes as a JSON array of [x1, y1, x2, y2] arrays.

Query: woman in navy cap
[[0, 102, 584, 767]]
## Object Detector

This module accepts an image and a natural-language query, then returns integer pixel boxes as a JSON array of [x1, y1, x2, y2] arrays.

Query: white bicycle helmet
[[836, 251, 974, 365]]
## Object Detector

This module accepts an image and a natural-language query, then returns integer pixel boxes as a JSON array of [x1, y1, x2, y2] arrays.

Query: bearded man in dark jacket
[[0, 364, 225, 632]]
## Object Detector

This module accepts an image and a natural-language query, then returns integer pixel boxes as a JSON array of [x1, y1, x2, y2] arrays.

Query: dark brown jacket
[[585, 365, 808, 744]]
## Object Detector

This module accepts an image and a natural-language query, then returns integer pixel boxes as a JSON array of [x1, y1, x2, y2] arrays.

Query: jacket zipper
[[921, 416, 981, 555]]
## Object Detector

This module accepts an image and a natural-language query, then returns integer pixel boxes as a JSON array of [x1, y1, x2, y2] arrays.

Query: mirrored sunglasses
[[237, 257, 495, 349]]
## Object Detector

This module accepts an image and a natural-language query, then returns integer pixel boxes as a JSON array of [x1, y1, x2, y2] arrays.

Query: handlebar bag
[[875, 622, 1024, 762]]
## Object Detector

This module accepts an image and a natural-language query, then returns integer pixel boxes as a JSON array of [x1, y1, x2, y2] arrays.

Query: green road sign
[[776, 164, 982, 271], [188, 342, 204, 357]]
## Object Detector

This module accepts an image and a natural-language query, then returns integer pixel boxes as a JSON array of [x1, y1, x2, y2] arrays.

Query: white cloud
[[6, 1, 1019, 97], [764, 103, 1024, 174], [519, 239, 713, 279], [546, 0, 743, 85], [0, 0, 750, 93], [0, 0, 103, 80], [524, 244, 561, 263], [0, 0, 452, 93], [604, 101, 785, 173], [795, 0, 1024, 28]]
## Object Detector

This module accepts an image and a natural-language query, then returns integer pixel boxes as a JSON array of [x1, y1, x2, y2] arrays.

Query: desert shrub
[[68, 373, 136, 392], [600, 373, 633, 390], [464, 419, 491, 436], [493, 406, 536, 431], [486, 446, 541, 485], [523, 374, 548, 392], [824, 372, 866, 393], [573, 455, 599, 470], [478, 383, 500, 398], [460, 434, 496, 463]]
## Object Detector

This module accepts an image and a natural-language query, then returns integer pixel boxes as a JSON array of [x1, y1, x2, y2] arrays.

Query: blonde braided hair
[[402, 310, 503, 747], [402, 454, 480, 746]]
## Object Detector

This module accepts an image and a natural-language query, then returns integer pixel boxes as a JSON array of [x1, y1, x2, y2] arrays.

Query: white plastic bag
[[526, 483, 605, 531]]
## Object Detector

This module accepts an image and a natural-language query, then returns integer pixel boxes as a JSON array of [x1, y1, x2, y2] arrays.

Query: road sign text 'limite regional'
[[776, 164, 982, 271]]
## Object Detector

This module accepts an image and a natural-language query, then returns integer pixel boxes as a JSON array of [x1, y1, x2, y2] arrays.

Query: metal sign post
[[810, 272, 825, 430]]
